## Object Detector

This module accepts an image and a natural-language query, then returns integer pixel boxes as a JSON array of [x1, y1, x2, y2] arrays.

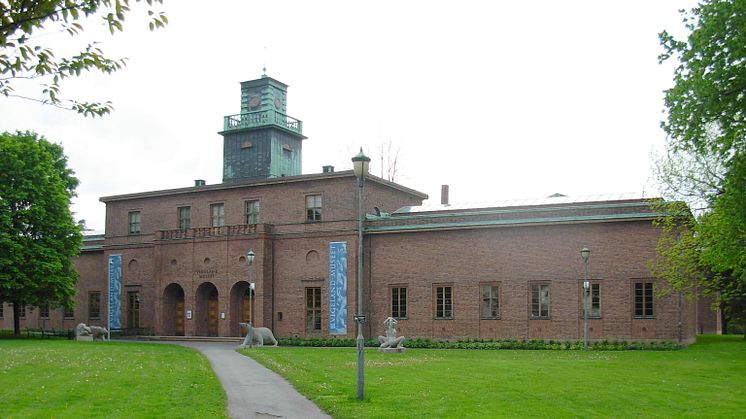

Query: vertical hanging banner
[[108, 254, 122, 331], [328, 242, 348, 335]]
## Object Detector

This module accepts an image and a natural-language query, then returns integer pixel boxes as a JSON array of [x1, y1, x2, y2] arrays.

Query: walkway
[[174, 341, 331, 419]]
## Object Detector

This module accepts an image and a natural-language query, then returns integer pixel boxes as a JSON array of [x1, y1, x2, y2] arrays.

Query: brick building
[[0, 75, 703, 343]]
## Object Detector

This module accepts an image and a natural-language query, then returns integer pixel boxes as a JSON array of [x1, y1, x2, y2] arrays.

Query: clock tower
[[219, 75, 306, 182]]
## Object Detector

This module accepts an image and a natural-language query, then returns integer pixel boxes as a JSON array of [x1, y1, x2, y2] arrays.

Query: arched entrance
[[230, 281, 254, 336], [162, 283, 185, 336], [196, 282, 219, 336]]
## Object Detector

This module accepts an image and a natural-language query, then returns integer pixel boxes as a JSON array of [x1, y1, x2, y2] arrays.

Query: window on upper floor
[[39, 304, 49, 319], [178, 206, 191, 230], [210, 203, 225, 227], [128, 211, 141, 234], [306, 194, 322, 222], [531, 283, 550, 319], [634, 282, 654, 318], [245, 200, 260, 225]]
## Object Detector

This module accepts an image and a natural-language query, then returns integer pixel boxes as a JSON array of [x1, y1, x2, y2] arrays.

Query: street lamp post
[[246, 249, 255, 347], [352, 147, 370, 401], [580, 246, 591, 351]]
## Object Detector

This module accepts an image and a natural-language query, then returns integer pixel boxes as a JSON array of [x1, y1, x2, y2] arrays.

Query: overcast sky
[[0, 1, 698, 230]]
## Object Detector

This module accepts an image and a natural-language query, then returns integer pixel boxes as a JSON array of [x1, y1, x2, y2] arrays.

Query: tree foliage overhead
[[0, 0, 167, 117], [0, 131, 82, 334], [656, 0, 746, 334]]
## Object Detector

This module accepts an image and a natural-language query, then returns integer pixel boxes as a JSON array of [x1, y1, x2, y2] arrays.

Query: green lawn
[[0, 340, 227, 418], [241, 335, 746, 418]]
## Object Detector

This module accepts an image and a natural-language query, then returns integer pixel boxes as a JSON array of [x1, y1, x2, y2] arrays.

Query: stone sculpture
[[75, 323, 108, 341], [75, 323, 91, 340], [239, 322, 278, 348], [378, 317, 406, 351], [89, 325, 109, 341]]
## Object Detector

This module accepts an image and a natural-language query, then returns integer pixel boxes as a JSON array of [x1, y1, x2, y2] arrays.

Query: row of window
[[0, 291, 107, 321], [128, 195, 323, 234], [302, 282, 655, 331]]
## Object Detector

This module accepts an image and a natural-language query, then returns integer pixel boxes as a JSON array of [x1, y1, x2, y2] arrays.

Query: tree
[[0, 131, 82, 335], [0, 0, 167, 117], [656, 0, 746, 336]]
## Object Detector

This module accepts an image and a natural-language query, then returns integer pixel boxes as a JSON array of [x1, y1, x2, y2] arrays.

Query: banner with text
[[108, 254, 122, 331], [328, 242, 348, 335]]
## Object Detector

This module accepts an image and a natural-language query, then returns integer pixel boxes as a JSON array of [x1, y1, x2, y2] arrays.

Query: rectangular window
[[391, 287, 407, 318], [634, 282, 654, 318], [245, 200, 260, 225], [39, 304, 49, 320], [128, 292, 141, 328], [0, 302, 3, 318], [434, 286, 453, 319], [178, 206, 191, 230], [588, 283, 601, 318], [63, 305, 74, 319], [128, 211, 141, 234], [210, 203, 225, 227], [531, 284, 550, 319], [18, 303, 26, 319], [481, 285, 500, 319], [306, 194, 322, 222], [305, 287, 321, 331], [89, 291, 101, 319]]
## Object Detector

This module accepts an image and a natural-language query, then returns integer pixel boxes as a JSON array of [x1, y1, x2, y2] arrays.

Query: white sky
[[0, 0, 698, 230]]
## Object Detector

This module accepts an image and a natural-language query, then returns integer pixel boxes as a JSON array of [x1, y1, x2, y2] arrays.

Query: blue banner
[[328, 242, 348, 335], [108, 254, 122, 331]]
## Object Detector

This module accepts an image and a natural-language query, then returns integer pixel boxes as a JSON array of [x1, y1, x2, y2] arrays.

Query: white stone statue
[[75, 323, 108, 341], [378, 317, 406, 349], [239, 322, 278, 348], [89, 325, 109, 341], [75, 323, 91, 340]]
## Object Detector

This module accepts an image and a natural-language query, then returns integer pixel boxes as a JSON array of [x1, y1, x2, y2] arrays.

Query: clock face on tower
[[249, 95, 261, 110], [274, 97, 282, 110]]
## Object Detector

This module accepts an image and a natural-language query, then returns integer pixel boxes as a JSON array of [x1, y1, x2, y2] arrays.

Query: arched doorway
[[196, 282, 219, 336], [230, 281, 254, 336], [162, 283, 185, 336]]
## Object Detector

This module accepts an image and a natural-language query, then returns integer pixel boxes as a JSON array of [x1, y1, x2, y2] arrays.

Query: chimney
[[322, 165, 334, 173], [194, 179, 206, 187], [441, 185, 449, 205]]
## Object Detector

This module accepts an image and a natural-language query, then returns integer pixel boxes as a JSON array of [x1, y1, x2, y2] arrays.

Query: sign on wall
[[108, 254, 122, 331], [328, 242, 348, 335]]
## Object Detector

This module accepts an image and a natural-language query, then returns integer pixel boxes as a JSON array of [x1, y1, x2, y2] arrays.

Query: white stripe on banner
[[328, 242, 348, 335]]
